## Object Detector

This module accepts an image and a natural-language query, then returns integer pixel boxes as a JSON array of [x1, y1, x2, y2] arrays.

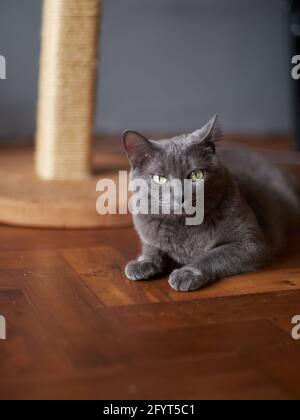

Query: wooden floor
[[0, 137, 300, 400]]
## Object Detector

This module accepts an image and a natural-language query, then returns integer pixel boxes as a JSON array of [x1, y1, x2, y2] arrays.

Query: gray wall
[[0, 0, 292, 140]]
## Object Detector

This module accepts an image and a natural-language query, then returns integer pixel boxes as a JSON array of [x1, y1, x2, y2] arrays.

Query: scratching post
[[0, 0, 130, 228], [36, 0, 100, 180]]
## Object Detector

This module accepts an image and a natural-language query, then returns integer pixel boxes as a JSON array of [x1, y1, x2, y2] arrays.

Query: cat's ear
[[123, 130, 154, 167], [190, 115, 222, 152]]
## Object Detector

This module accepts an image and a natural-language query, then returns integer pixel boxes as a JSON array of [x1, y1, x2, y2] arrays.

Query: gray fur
[[123, 116, 300, 292]]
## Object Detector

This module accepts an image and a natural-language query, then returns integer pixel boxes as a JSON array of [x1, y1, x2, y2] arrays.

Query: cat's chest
[[136, 216, 215, 264]]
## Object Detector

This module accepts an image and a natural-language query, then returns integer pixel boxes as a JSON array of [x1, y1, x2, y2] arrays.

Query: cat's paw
[[125, 260, 160, 281], [168, 267, 207, 292]]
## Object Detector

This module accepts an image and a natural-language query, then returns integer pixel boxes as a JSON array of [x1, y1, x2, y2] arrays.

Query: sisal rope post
[[36, 0, 101, 180]]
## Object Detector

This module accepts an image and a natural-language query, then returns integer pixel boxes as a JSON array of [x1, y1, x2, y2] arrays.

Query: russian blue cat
[[123, 116, 300, 292]]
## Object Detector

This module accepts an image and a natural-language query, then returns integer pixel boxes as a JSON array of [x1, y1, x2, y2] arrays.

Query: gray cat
[[123, 116, 300, 292]]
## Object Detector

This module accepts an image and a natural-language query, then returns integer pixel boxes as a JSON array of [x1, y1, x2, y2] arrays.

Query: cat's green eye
[[152, 175, 167, 185], [190, 169, 204, 182]]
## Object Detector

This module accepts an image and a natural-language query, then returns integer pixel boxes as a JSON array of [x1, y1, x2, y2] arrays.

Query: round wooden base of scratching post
[[0, 147, 131, 229]]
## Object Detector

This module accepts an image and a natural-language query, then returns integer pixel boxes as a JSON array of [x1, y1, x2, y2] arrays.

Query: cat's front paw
[[125, 260, 160, 281], [168, 267, 207, 292]]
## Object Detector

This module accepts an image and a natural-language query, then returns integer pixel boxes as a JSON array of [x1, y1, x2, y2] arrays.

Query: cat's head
[[123, 115, 226, 217]]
